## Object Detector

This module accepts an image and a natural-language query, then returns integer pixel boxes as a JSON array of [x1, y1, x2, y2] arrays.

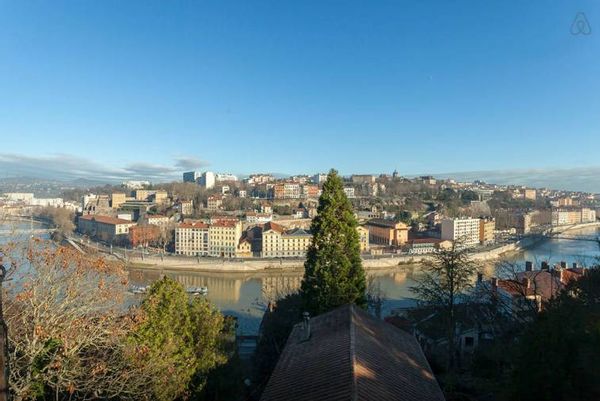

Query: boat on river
[[186, 286, 208, 296]]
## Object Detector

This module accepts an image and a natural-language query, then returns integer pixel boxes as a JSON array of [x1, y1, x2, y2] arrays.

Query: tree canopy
[[128, 276, 226, 401], [301, 169, 367, 315]]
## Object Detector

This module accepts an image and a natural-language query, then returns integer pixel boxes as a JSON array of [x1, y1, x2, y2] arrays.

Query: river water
[[3, 219, 600, 335]]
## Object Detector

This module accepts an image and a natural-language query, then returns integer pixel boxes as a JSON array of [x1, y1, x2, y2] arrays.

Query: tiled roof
[[407, 238, 444, 244], [79, 215, 133, 225], [263, 222, 285, 234], [178, 222, 209, 229], [495, 268, 584, 301], [260, 304, 445, 401], [366, 219, 407, 229]]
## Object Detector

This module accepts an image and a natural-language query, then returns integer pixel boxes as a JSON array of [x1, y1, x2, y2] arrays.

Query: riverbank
[[124, 222, 600, 273]]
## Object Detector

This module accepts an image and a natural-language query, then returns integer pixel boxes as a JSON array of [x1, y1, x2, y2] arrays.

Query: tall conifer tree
[[301, 169, 367, 315]]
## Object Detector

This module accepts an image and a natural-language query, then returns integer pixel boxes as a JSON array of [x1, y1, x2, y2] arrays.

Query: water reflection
[[3, 219, 600, 335]]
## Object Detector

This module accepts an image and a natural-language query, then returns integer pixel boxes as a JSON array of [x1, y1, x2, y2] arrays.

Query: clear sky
[[1, 1, 599, 188]]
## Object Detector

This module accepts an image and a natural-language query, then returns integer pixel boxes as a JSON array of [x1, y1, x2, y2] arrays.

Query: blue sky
[[1, 1, 599, 189]]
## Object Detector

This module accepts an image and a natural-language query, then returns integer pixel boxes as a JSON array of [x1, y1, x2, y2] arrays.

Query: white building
[[4, 193, 34, 203], [581, 208, 597, 223], [31, 198, 64, 207], [246, 211, 273, 224], [215, 173, 238, 182], [199, 171, 216, 189], [343, 187, 356, 198], [175, 222, 210, 256], [311, 173, 328, 184], [246, 174, 275, 185], [122, 181, 150, 189], [441, 218, 480, 247]]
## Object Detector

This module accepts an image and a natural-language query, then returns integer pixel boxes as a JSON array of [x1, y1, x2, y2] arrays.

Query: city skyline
[[1, 1, 599, 190], [2, 151, 600, 193]]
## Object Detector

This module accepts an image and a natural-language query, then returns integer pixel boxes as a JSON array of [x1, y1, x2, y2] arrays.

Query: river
[[3, 219, 600, 335]]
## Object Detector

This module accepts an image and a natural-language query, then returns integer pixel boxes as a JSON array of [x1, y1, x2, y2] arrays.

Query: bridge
[[547, 234, 600, 242]]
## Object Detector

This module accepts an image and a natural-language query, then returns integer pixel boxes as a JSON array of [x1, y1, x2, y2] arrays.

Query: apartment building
[[246, 211, 273, 224], [365, 219, 409, 247], [110, 193, 126, 209], [552, 207, 597, 226], [523, 189, 537, 200], [183, 171, 201, 183], [273, 182, 302, 199], [209, 221, 243, 258], [479, 217, 496, 245], [246, 174, 275, 185], [175, 222, 209, 256], [77, 215, 136, 243], [581, 207, 597, 223], [343, 187, 356, 198], [356, 225, 370, 252], [207, 195, 224, 211], [199, 171, 216, 189], [440, 217, 480, 247], [145, 215, 170, 226], [262, 222, 312, 258], [302, 184, 320, 198], [178, 200, 194, 216]]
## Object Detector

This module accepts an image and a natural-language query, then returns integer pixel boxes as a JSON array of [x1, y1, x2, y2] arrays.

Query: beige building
[[262, 222, 312, 258], [523, 189, 537, 200], [151, 190, 169, 204], [111, 192, 126, 209], [135, 189, 152, 201], [179, 200, 194, 216], [365, 219, 409, 247], [273, 182, 302, 199], [236, 237, 253, 258], [175, 222, 209, 256], [207, 195, 224, 211], [356, 225, 370, 252], [77, 215, 135, 243], [209, 220, 243, 258], [479, 217, 496, 245]]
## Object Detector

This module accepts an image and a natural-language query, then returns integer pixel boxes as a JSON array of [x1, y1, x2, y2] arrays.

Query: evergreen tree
[[128, 277, 226, 401], [301, 169, 367, 315]]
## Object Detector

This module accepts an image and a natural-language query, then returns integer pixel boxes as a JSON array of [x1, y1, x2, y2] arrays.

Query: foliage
[[128, 276, 227, 401], [195, 316, 245, 401], [488, 191, 534, 211], [35, 206, 75, 238], [4, 241, 153, 400], [301, 169, 367, 315], [253, 293, 303, 397], [410, 242, 477, 370], [509, 267, 600, 401]]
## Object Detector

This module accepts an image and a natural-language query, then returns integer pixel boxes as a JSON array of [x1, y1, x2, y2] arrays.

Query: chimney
[[525, 261, 533, 272], [573, 262, 578, 269], [302, 312, 311, 341], [522, 277, 531, 289], [541, 261, 549, 270], [560, 261, 567, 269], [491, 277, 498, 288]]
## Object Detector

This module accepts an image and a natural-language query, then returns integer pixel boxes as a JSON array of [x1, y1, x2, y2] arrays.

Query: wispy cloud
[[0, 153, 209, 183]]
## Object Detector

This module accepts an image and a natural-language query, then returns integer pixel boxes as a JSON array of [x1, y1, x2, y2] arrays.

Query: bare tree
[[4, 240, 154, 401], [410, 240, 477, 370]]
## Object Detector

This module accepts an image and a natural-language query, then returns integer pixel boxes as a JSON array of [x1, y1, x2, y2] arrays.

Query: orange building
[[365, 219, 409, 247]]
